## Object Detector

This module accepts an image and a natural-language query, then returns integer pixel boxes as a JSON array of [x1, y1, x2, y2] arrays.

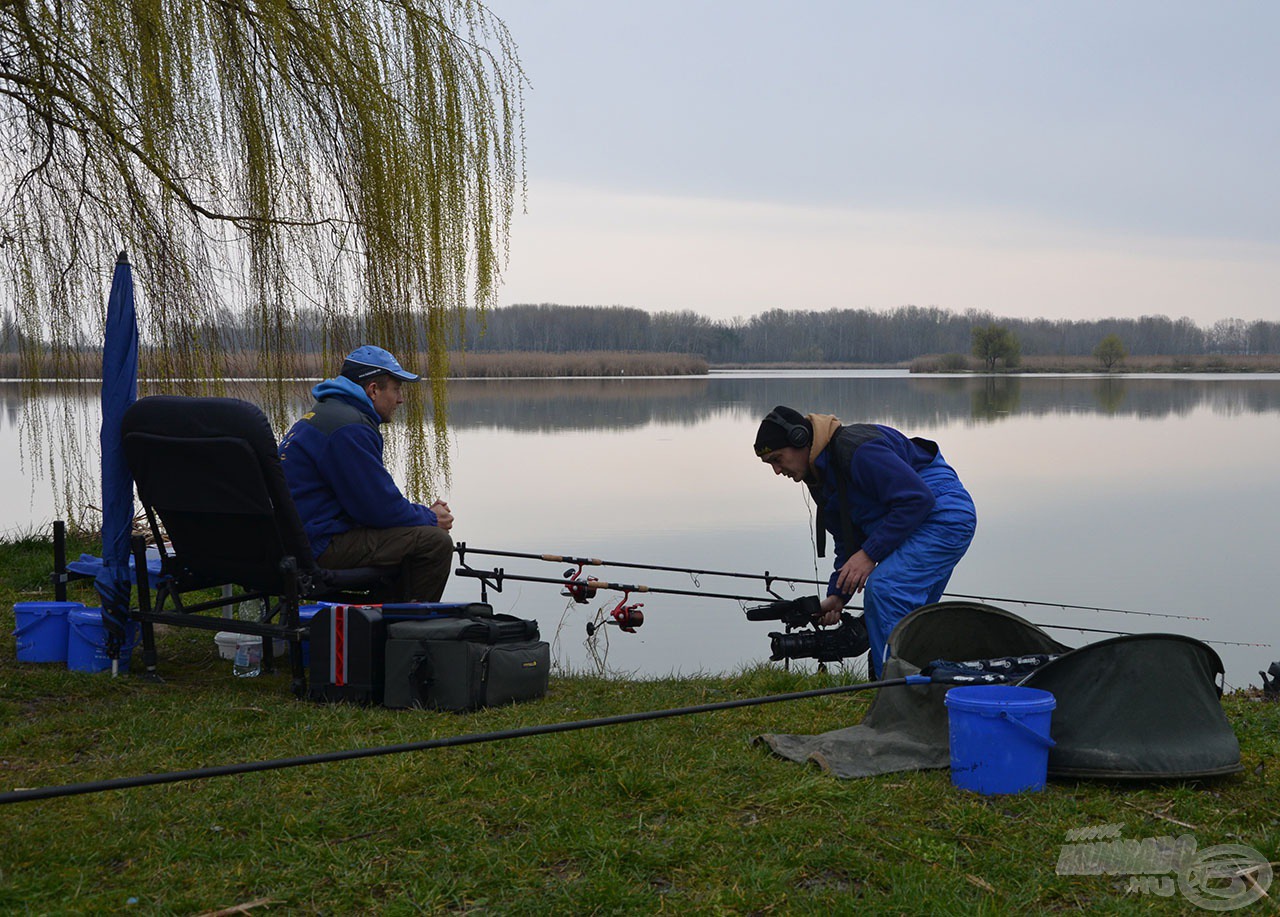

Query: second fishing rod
[[453, 559, 1255, 672], [453, 562, 874, 666], [453, 542, 1207, 622]]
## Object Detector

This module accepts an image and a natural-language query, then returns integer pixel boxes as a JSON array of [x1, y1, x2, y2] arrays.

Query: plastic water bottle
[[233, 637, 262, 678]]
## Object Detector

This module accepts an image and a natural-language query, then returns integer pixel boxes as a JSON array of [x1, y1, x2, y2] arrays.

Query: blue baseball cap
[[340, 345, 421, 383]]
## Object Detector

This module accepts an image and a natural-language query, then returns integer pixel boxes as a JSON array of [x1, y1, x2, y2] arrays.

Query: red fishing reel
[[586, 591, 645, 636], [563, 563, 599, 604]]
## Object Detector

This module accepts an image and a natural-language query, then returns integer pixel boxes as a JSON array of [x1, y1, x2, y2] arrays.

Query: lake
[[3, 370, 1277, 688]]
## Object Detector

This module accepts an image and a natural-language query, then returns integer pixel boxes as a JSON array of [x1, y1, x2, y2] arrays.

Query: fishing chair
[[121, 395, 398, 697]]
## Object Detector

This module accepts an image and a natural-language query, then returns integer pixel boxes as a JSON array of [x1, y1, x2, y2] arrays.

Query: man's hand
[[835, 550, 877, 596], [817, 594, 845, 627], [430, 499, 454, 531]]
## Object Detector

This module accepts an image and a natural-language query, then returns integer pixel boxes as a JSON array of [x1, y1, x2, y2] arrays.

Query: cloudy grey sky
[[486, 1, 1279, 323]]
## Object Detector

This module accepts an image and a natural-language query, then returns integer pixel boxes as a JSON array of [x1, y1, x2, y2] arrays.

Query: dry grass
[[0, 350, 708, 380], [444, 351, 707, 377]]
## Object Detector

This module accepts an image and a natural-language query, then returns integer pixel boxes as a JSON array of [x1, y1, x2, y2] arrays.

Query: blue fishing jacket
[[278, 376, 438, 558], [810, 422, 969, 596]]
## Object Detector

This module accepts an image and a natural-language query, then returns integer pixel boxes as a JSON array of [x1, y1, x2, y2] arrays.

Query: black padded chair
[[121, 395, 396, 696]]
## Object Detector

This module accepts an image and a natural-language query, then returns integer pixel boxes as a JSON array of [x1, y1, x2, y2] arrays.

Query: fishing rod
[[454, 566, 776, 605], [0, 673, 982, 806], [942, 593, 1208, 622], [455, 564, 1268, 651], [1033, 624, 1269, 649], [454, 543, 1207, 622]]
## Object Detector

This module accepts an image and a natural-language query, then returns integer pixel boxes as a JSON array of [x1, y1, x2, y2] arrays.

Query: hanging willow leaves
[[0, 0, 524, 517]]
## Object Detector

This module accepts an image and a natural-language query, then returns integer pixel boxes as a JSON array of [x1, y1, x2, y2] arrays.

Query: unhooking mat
[[754, 601, 1242, 780]]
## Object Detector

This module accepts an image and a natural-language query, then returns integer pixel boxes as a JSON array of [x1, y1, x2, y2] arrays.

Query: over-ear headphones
[[764, 408, 811, 449]]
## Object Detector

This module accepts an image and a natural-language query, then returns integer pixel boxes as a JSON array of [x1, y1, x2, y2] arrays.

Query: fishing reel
[[586, 591, 645, 636], [563, 563, 599, 604]]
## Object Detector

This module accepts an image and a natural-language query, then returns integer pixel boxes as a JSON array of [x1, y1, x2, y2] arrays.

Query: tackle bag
[[307, 604, 386, 705], [306, 602, 493, 705], [383, 613, 549, 711]]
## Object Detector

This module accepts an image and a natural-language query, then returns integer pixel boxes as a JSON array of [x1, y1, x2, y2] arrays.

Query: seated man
[[279, 345, 454, 601]]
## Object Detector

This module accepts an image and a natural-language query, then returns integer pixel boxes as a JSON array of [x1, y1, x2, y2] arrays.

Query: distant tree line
[[449, 305, 1280, 362], [5, 302, 1279, 363]]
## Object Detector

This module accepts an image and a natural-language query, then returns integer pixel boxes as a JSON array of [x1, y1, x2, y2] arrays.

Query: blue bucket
[[299, 604, 323, 669], [13, 601, 84, 663], [945, 685, 1056, 795], [67, 607, 139, 673]]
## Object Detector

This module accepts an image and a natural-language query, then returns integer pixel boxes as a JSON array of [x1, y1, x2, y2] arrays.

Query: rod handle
[[567, 581, 648, 593], [542, 554, 602, 565]]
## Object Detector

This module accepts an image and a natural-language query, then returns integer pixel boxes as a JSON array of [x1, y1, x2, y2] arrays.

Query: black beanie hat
[[754, 405, 810, 456]]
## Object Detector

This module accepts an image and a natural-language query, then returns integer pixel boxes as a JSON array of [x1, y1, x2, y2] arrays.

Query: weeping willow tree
[[1, 0, 523, 517]]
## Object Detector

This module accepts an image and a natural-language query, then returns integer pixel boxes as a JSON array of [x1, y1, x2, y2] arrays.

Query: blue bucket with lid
[[67, 607, 139, 673], [13, 601, 84, 663], [945, 685, 1056, 794]]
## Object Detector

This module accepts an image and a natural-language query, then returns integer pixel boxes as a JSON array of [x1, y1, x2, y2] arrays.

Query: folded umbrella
[[93, 251, 138, 676]]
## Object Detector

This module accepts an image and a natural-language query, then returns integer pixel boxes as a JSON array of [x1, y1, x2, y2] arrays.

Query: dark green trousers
[[319, 525, 453, 602]]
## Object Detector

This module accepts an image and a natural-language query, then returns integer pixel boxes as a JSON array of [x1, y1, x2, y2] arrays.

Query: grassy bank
[[0, 350, 708, 381], [909, 353, 1280, 373], [2, 533, 1278, 914]]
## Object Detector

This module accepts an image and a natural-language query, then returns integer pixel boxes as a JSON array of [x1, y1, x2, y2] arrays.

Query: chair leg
[[261, 596, 276, 675], [131, 535, 164, 683], [290, 640, 308, 699], [279, 555, 307, 698], [53, 520, 68, 602]]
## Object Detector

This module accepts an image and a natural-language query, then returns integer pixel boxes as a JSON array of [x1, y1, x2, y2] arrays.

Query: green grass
[[2, 534, 1278, 914]]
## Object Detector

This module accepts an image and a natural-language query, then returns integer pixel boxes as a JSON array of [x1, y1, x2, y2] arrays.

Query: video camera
[[744, 596, 871, 664]]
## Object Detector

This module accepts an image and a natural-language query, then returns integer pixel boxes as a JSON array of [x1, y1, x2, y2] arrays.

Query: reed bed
[[0, 350, 709, 380], [909, 353, 1280, 373]]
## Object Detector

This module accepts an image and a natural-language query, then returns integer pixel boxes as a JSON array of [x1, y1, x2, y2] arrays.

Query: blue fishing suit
[[807, 417, 977, 677]]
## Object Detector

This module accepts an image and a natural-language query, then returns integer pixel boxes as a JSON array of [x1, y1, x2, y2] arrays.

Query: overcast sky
[[484, 1, 1279, 324]]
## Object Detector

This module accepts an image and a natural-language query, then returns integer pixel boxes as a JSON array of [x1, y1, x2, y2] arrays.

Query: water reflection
[[7, 374, 1280, 439], [4, 373, 1278, 689], [970, 377, 1022, 419], [444, 373, 1280, 430]]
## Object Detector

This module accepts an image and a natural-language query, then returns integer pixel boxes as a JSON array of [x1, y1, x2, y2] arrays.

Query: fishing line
[[0, 675, 939, 806], [804, 487, 823, 601]]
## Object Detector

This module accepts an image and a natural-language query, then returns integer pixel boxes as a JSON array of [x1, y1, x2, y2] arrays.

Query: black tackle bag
[[383, 612, 549, 711], [307, 604, 386, 705]]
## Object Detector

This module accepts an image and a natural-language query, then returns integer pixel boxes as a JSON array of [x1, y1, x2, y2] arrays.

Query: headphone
[[764, 408, 811, 449]]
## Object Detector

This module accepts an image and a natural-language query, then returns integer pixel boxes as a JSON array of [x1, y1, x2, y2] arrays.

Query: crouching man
[[754, 405, 977, 677], [279, 345, 454, 601]]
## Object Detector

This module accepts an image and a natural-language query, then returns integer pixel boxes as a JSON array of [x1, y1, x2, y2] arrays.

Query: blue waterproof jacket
[[278, 376, 438, 558], [809, 420, 969, 598]]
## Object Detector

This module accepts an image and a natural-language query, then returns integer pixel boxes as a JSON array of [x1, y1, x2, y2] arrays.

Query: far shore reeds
[[0, 350, 709, 380], [907, 352, 1280, 373], [5, 349, 1279, 381]]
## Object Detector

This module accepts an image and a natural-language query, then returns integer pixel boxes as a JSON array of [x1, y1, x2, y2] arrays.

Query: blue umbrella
[[94, 251, 138, 675]]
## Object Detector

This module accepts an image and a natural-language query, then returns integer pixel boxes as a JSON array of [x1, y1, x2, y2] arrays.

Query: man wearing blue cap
[[279, 345, 454, 601]]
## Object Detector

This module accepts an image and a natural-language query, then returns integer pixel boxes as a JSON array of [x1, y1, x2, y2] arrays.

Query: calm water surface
[[3, 371, 1277, 688]]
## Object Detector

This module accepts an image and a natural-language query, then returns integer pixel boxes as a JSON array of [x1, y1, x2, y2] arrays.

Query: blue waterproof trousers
[[861, 460, 977, 677]]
